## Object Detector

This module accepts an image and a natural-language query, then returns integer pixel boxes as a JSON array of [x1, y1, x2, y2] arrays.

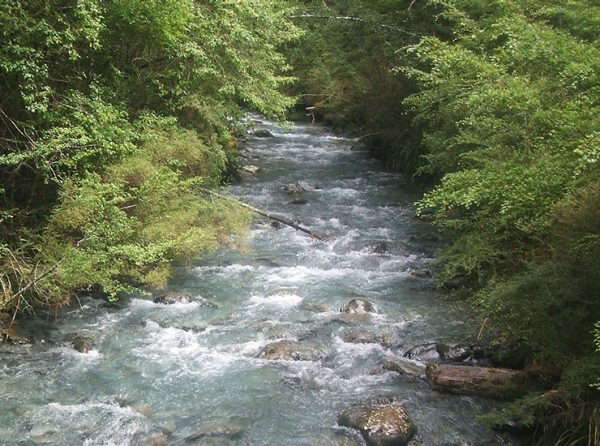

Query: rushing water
[[0, 121, 513, 445]]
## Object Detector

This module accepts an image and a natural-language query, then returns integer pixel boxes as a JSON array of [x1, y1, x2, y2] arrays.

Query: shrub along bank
[[288, 0, 600, 443], [0, 0, 301, 317]]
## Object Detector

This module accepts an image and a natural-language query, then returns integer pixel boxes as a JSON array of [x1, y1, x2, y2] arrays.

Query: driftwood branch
[[200, 188, 327, 242], [426, 363, 532, 400]]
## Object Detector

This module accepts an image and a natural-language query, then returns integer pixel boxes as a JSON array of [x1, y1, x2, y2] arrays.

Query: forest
[[1, 0, 599, 444]]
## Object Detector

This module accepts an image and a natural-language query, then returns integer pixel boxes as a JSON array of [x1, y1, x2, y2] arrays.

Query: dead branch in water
[[199, 188, 327, 242]]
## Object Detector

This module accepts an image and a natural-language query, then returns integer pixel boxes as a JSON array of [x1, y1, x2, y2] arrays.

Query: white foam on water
[[26, 402, 149, 446], [326, 187, 361, 198], [260, 265, 364, 286], [249, 290, 304, 308], [53, 346, 102, 362], [128, 298, 202, 312]]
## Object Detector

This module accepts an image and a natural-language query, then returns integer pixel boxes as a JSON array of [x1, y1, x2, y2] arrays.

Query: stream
[[0, 120, 513, 445]]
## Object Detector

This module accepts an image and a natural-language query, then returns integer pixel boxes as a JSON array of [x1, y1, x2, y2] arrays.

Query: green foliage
[[0, 0, 299, 314], [289, 0, 600, 441]]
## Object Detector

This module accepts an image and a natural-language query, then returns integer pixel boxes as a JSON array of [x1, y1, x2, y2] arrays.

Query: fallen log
[[426, 363, 532, 400], [199, 188, 327, 241]]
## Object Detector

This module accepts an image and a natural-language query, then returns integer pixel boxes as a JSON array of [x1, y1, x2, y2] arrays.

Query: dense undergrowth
[[288, 0, 600, 443], [0, 0, 300, 318]]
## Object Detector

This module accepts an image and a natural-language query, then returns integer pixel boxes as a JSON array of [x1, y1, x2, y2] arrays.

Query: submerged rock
[[64, 333, 93, 353], [153, 291, 192, 305], [305, 301, 335, 313], [365, 242, 390, 254], [381, 358, 426, 379], [338, 397, 417, 446], [343, 330, 396, 348], [282, 183, 305, 194], [140, 432, 167, 446], [270, 220, 283, 230], [184, 421, 244, 445], [342, 298, 376, 314], [257, 340, 326, 361], [408, 268, 433, 279], [252, 129, 274, 138], [288, 198, 309, 205]]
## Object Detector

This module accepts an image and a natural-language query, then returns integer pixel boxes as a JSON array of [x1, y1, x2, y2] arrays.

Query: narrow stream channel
[[0, 120, 512, 445]]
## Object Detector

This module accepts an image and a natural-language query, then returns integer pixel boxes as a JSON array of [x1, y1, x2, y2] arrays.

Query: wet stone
[[185, 421, 244, 443], [381, 358, 426, 379], [436, 342, 472, 363], [305, 301, 334, 313], [342, 298, 376, 314], [288, 198, 309, 205], [252, 129, 274, 138], [403, 343, 441, 362], [365, 242, 390, 254], [257, 340, 326, 361], [342, 330, 396, 348], [153, 291, 192, 305], [338, 397, 417, 446], [140, 432, 167, 446], [64, 333, 94, 353], [282, 183, 305, 194], [240, 165, 261, 175]]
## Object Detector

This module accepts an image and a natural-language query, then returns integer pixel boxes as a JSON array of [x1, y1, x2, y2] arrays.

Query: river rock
[[343, 330, 396, 348], [408, 268, 433, 279], [153, 291, 192, 305], [436, 342, 472, 362], [270, 220, 283, 229], [402, 343, 441, 362], [29, 423, 57, 442], [64, 333, 93, 353], [257, 340, 326, 361], [140, 432, 167, 446], [288, 198, 309, 205], [313, 431, 362, 446], [1, 327, 33, 344], [305, 301, 334, 313], [338, 397, 417, 446], [381, 358, 426, 379], [282, 183, 305, 194], [252, 129, 274, 138], [365, 242, 390, 254], [185, 421, 244, 442], [342, 298, 376, 314], [240, 165, 261, 175]]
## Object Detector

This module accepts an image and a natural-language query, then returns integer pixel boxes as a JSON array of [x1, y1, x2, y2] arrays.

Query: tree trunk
[[426, 363, 532, 400]]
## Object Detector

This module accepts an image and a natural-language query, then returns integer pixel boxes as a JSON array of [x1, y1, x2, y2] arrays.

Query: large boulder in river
[[338, 397, 417, 446], [342, 298, 376, 314], [257, 340, 326, 361]]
